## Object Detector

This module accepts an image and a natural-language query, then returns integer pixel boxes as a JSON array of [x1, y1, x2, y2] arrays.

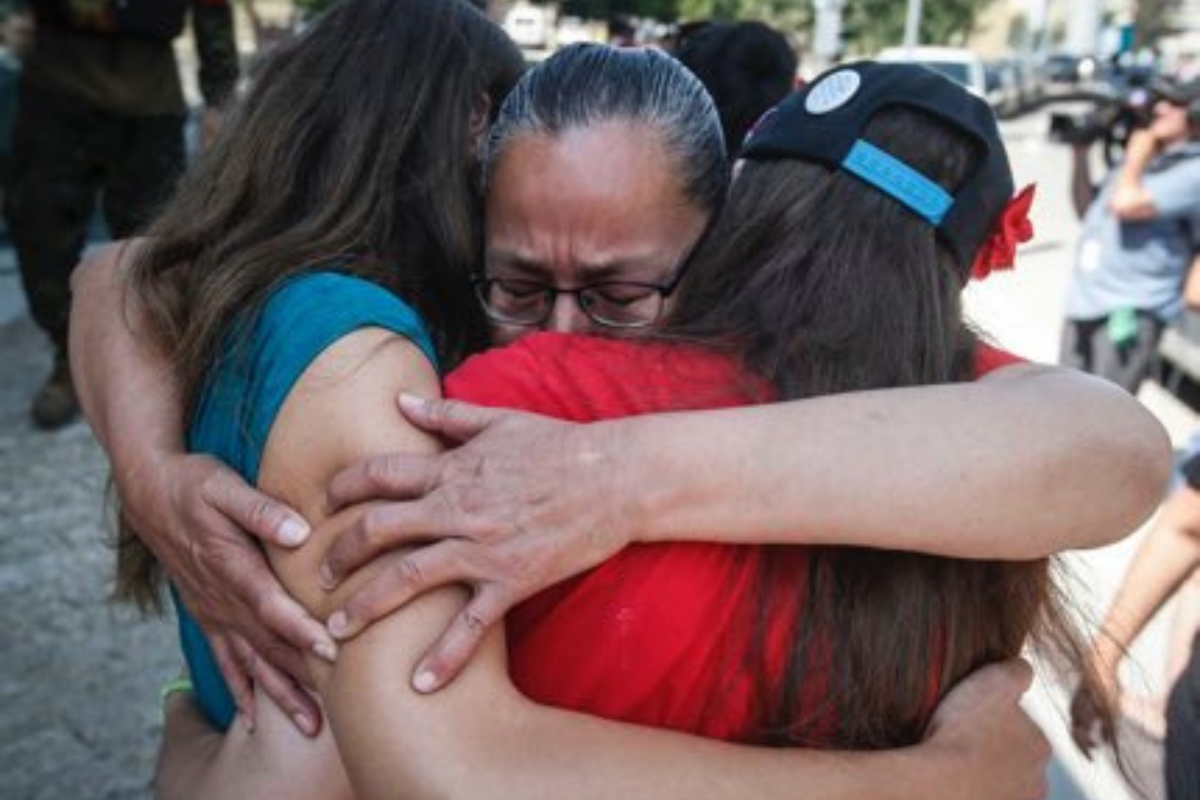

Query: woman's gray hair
[[484, 43, 728, 215]]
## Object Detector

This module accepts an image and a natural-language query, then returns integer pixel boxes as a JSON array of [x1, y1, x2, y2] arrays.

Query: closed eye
[[494, 279, 550, 299]]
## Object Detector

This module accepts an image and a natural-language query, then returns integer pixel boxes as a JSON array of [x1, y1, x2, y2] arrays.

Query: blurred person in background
[[674, 20, 797, 159], [607, 14, 634, 47], [1060, 77, 1200, 394], [6, 0, 238, 429]]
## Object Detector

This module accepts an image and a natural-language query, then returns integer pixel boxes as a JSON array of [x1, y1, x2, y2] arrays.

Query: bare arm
[[69, 242, 333, 732], [317, 361, 1169, 681], [324, 595, 1043, 800], [1098, 487, 1200, 655], [1108, 130, 1161, 221], [332, 364, 1165, 567], [1071, 482, 1200, 753], [1071, 143, 1098, 219], [226, 326, 1050, 800], [1183, 253, 1200, 309], [154, 691, 351, 800], [614, 364, 1165, 556]]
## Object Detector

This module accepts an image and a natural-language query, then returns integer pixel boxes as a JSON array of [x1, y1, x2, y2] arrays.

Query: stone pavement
[[0, 269, 178, 800], [0, 29, 251, 800]]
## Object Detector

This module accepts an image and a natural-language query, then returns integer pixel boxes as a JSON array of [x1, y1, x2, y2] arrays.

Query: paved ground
[[0, 39, 231, 800], [1, 255, 179, 800], [0, 106, 1194, 799]]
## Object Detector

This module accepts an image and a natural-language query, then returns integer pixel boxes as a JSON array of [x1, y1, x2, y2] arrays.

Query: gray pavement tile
[[1, 315, 176, 800]]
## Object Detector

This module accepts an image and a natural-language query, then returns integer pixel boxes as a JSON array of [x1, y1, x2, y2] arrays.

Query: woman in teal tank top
[[178, 272, 440, 730], [113, 0, 525, 775]]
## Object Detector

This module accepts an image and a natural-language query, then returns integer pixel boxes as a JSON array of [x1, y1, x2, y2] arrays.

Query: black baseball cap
[[741, 60, 1014, 274]]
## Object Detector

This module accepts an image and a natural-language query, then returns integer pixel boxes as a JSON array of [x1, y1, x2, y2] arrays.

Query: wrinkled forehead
[[487, 119, 682, 198], [483, 122, 710, 283]]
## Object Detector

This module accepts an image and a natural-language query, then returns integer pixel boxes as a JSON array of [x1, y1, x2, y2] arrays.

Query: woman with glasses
[[474, 270, 688, 330]]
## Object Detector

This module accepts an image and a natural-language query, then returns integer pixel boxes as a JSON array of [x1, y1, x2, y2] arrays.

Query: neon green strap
[[160, 677, 195, 704]]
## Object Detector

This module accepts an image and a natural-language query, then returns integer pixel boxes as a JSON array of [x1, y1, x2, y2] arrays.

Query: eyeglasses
[[473, 266, 690, 330], [474, 210, 720, 331]]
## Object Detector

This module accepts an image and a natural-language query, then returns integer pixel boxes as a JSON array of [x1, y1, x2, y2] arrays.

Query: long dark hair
[[668, 107, 1106, 748], [115, 0, 524, 609]]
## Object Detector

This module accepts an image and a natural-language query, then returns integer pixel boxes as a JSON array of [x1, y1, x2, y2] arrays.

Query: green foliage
[[1134, 0, 1173, 50], [676, 0, 811, 27], [553, 0, 989, 51], [844, 0, 991, 53], [292, 0, 344, 20], [562, 0, 676, 20], [675, 0, 740, 20]]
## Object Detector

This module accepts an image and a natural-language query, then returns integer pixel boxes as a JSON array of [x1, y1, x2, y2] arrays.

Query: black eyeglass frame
[[471, 262, 694, 330], [471, 209, 720, 331]]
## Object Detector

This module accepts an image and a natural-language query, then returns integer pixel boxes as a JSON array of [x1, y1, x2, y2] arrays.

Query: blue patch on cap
[[841, 140, 953, 225]]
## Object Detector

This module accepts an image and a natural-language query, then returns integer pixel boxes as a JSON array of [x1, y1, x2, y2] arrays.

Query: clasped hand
[[320, 393, 631, 692]]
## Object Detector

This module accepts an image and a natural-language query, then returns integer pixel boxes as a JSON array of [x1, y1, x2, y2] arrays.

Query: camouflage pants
[[4, 78, 185, 351]]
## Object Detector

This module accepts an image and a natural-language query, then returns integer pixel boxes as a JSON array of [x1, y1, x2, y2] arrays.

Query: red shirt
[[444, 333, 1022, 742]]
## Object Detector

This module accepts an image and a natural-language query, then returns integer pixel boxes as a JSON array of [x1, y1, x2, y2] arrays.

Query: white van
[[876, 46, 988, 99]]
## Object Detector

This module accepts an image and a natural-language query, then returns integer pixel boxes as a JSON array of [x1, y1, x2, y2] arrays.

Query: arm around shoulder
[[973, 363, 1171, 549], [617, 362, 1169, 558], [69, 239, 177, 460], [256, 326, 1047, 800], [1108, 130, 1162, 221]]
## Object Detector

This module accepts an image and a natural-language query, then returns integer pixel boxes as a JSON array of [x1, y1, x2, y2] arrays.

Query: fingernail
[[293, 713, 317, 737], [413, 669, 438, 693], [313, 639, 338, 663], [319, 562, 336, 590], [328, 611, 351, 638], [398, 392, 425, 413], [240, 713, 255, 734], [279, 518, 310, 547]]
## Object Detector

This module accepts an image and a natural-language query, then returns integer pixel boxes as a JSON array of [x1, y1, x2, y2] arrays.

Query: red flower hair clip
[[970, 183, 1036, 281]]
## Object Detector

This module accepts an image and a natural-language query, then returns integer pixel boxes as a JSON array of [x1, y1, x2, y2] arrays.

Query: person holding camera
[[1060, 78, 1200, 393]]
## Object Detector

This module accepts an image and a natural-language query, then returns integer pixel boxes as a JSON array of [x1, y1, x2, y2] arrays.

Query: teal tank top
[[175, 271, 438, 731]]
